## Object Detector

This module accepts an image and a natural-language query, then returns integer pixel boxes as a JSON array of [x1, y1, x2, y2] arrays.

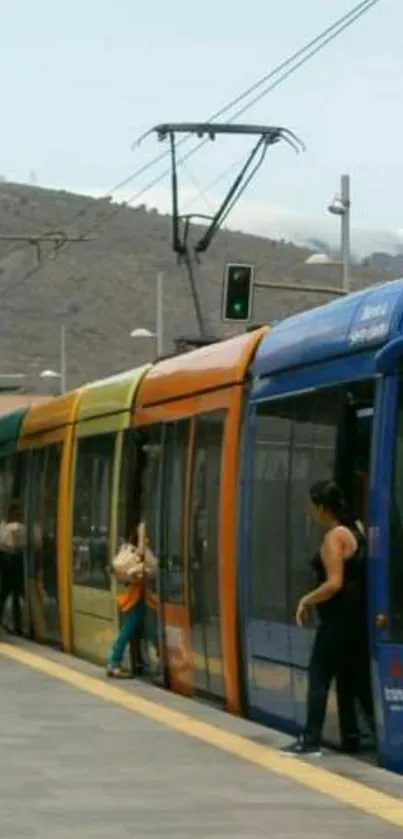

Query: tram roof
[[20, 389, 85, 438], [135, 328, 268, 409], [0, 408, 28, 455], [76, 364, 150, 424], [253, 278, 403, 379]]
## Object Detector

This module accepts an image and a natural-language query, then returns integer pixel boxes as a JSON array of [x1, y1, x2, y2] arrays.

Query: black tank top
[[311, 523, 366, 623]]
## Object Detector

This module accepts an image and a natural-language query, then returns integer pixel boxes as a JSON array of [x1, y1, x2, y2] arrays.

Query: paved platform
[[1, 639, 403, 838]]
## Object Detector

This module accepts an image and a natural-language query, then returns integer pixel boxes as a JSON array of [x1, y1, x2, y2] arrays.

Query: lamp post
[[327, 173, 351, 293], [39, 325, 67, 394], [304, 175, 351, 295], [130, 272, 164, 357], [39, 369, 61, 394]]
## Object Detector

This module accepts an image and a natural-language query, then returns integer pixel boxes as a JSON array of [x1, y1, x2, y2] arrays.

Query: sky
[[1, 0, 402, 255]]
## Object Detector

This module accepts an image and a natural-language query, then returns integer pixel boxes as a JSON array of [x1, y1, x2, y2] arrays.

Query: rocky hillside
[[0, 181, 395, 392]]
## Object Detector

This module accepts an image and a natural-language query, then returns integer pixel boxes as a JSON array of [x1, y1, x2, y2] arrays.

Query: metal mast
[[146, 121, 304, 344]]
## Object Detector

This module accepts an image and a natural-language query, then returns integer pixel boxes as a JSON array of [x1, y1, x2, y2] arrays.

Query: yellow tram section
[[70, 365, 150, 663], [18, 389, 87, 650], [13, 365, 150, 662]]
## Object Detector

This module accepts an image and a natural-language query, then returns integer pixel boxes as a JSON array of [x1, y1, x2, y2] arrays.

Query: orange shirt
[[117, 580, 144, 612]]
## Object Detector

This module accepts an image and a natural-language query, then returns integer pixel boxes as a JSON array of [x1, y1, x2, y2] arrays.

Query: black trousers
[[0, 552, 24, 636], [337, 619, 375, 744], [305, 616, 374, 748]]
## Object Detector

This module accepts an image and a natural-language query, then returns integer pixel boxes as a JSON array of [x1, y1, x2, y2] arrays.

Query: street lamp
[[130, 272, 164, 356], [38, 325, 67, 394], [130, 328, 156, 339], [327, 174, 351, 293], [39, 369, 62, 394], [304, 253, 337, 266], [304, 175, 351, 294]]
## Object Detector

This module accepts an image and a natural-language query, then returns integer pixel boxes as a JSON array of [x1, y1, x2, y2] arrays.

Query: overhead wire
[[89, 0, 383, 230], [129, 0, 377, 181], [163, 0, 385, 215], [0, 0, 383, 302]]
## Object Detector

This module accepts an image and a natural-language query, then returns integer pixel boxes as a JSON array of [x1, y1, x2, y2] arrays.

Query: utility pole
[[328, 174, 351, 293], [341, 174, 351, 294]]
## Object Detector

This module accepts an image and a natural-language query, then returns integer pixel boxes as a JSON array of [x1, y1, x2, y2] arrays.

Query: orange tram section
[[0, 328, 267, 714]]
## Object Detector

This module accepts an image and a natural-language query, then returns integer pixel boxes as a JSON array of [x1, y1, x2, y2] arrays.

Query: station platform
[[1, 639, 403, 839]]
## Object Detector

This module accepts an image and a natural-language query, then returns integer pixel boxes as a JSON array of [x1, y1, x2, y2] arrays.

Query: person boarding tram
[[281, 480, 375, 757], [107, 521, 147, 678]]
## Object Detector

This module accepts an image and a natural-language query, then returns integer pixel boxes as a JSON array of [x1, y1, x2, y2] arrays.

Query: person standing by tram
[[281, 480, 374, 757]]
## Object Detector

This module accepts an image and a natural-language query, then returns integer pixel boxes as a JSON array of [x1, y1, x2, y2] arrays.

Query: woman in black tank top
[[281, 480, 373, 757]]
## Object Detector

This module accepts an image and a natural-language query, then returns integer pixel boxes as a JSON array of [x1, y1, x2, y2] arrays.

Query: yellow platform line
[[1, 642, 403, 829]]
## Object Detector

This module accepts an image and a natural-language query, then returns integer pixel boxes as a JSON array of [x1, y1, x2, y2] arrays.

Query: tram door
[[187, 412, 226, 702], [137, 427, 165, 685], [337, 385, 375, 747], [71, 433, 116, 663], [370, 372, 403, 772], [158, 420, 193, 695], [26, 445, 62, 646]]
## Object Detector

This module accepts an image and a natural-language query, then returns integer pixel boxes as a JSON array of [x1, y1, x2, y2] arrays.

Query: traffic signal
[[222, 263, 254, 322]]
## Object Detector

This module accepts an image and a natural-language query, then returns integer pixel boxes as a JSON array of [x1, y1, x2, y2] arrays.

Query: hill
[[0, 181, 395, 392]]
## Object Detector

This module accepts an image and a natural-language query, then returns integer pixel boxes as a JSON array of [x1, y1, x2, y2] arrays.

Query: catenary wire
[[0, 0, 383, 301]]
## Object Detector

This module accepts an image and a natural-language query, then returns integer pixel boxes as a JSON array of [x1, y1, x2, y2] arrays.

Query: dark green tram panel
[[0, 408, 28, 456]]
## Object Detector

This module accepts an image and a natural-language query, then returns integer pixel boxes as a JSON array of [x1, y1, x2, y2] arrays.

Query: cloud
[[46, 181, 403, 259]]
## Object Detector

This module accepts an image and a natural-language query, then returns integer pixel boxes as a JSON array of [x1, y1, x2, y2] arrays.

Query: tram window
[[141, 426, 163, 547], [117, 429, 145, 545], [0, 451, 28, 516], [288, 391, 342, 621], [9, 452, 28, 510], [160, 420, 189, 605], [251, 402, 292, 624], [137, 425, 163, 600], [251, 390, 343, 628], [26, 449, 46, 577], [41, 445, 62, 610], [188, 411, 225, 652], [117, 430, 134, 544], [0, 458, 5, 517], [0, 455, 15, 520], [2, 452, 29, 531], [390, 390, 403, 639], [26, 444, 62, 643], [73, 433, 115, 590]]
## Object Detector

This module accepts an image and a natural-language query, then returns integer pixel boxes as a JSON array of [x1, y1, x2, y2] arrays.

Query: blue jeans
[[108, 601, 145, 669]]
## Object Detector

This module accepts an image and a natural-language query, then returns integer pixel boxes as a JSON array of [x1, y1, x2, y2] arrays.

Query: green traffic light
[[223, 263, 253, 321]]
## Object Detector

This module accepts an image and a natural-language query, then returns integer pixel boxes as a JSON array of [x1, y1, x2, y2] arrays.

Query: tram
[[1, 278, 403, 772]]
